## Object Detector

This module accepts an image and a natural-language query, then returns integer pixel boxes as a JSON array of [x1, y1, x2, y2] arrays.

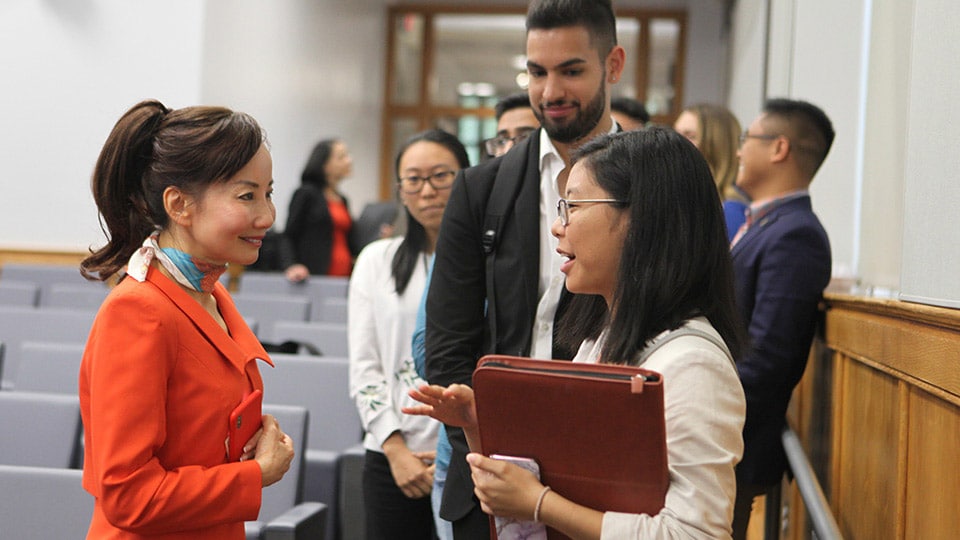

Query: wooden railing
[[0, 248, 87, 269], [780, 294, 960, 539]]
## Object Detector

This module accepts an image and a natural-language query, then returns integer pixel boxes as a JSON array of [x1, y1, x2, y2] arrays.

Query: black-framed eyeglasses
[[484, 127, 536, 156], [397, 170, 457, 194], [556, 198, 627, 227], [739, 130, 779, 146]]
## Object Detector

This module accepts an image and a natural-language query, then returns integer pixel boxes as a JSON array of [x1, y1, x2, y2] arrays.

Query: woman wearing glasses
[[349, 129, 470, 540], [406, 128, 747, 538]]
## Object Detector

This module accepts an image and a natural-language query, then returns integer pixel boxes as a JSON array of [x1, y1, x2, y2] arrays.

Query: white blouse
[[574, 317, 746, 539], [348, 237, 440, 454]]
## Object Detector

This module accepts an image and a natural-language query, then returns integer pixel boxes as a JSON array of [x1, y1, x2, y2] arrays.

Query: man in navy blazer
[[730, 98, 835, 539]]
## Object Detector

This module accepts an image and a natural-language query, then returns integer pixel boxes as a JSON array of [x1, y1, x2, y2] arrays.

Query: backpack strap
[[636, 324, 734, 367], [480, 134, 537, 350]]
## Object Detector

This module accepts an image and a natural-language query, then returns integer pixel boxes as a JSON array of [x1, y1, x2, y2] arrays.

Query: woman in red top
[[283, 139, 359, 279]]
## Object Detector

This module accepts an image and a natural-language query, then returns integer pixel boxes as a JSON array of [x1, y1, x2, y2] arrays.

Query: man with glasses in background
[[424, 0, 625, 538], [483, 92, 540, 159], [730, 98, 834, 539]]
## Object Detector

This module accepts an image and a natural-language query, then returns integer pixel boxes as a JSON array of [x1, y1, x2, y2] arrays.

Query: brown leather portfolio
[[472, 355, 668, 539]]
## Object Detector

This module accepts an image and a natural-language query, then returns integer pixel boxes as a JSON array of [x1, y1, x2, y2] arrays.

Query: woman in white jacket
[[348, 129, 470, 540]]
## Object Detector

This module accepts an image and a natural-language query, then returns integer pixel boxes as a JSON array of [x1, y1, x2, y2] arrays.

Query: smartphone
[[227, 389, 263, 462], [490, 454, 548, 540]]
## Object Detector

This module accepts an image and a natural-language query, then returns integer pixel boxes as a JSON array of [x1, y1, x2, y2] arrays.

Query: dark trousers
[[363, 450, 436, 540], [731, 483, 772, 540], [451, 504, 490, 540]]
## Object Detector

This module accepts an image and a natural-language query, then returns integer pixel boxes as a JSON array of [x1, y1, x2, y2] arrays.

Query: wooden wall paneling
[[784, 335, 836, 540], [829, 350, 847, 526], [0, 249, 86, 269], [826, 298, 960, 400], [904, 388, 960, 540], [835, 358, 902, 539]]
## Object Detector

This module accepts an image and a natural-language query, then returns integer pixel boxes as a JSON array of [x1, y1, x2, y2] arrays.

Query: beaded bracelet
[[533, 485, 552, 523]]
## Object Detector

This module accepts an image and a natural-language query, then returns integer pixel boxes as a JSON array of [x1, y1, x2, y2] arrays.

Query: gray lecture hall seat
[[268, 321, 349, 358], [337, 444, 366, 540], [16, 341, 85, 394], [352, 201, 399, 251], [312, 296, 348, 323], [0, 279, 40, 306], [0, 262, 90, 301], [0, 465, 92, 540], [40, 282, 110, 310], [231, 292, 312, 338], [246, 403, 328, 540], [238, 272, 349, 317], [261, 354, 363, 540], [1, 262, 83, 283], [0, 305, 95, 390], [0, 391, 82, 468]]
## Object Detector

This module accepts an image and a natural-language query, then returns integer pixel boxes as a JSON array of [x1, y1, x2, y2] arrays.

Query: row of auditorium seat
[[0, 356, 364, 539], [0, 264, 349, 326], [0, 264, 364, 539], [0, 391, 328, 539]]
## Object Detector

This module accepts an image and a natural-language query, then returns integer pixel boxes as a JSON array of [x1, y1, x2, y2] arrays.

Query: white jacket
[[348, 237, 439, 454]]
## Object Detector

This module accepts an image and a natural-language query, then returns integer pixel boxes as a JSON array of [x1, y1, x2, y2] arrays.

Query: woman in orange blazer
[[78, 100, 295, 539]]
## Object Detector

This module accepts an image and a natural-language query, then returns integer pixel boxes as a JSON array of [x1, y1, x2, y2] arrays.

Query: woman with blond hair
[[674, 103, 750, 241]]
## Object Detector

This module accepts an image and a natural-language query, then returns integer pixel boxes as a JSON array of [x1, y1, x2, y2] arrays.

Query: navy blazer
[[731, 195, 831, 486]]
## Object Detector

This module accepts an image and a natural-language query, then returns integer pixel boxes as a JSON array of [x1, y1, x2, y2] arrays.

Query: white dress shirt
[[530, 121, 619, 360]]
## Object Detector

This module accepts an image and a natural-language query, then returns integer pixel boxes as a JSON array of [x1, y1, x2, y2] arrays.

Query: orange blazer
[[79, 266, 274, 539]]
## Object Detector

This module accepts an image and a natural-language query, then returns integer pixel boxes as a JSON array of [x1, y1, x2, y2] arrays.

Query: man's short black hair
[[611, 96, 650, 124], [763, 98, 835, 179], [495, 92, 533, 120], [526, 0, 617, 58]]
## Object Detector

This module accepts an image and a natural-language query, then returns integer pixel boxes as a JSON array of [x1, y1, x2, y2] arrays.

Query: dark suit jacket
[[282, 183, 357, 274], [425, 130, 574, 529], [731, 195, 831, 486]]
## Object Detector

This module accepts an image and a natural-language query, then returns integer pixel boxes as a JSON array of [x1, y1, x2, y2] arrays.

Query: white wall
[[859, 0, 911, 291], [1, 0, 726, 252], [0, 0, 204, 251], [201, 0, 386, 232], [680, 0, 728, 105], [729, 0, 868, 281], [900, 0, 960, 308], [789, 0, 867, 280], [727, 0, 768, 124]]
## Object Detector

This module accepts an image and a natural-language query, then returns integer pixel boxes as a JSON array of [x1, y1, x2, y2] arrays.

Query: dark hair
[[495, 92, 533, 120], [559, 127, 745, 364], [81, 100, 265, 281], [300, 138, 340, 189], [391, 129, 470, 295], [762, 98, 835, 180], [611, 96, 650, 124], [526, 0, 617, 59]]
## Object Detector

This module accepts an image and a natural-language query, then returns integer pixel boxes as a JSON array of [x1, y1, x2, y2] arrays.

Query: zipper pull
[[631, 374, 647, 394]]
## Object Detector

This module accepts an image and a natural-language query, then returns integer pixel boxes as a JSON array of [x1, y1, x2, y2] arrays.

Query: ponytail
[[82, 100, 168, 281]]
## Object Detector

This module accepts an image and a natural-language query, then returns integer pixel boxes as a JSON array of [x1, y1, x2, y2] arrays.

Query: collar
[[538, 120, 620, 193], [745, 189, 809, 223]]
